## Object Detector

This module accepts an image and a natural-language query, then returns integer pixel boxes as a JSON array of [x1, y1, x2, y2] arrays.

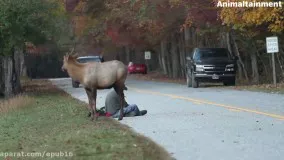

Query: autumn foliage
[[217, 0, 284, 33], [64, 0, 284, 83], [64, 0, 283, 46]]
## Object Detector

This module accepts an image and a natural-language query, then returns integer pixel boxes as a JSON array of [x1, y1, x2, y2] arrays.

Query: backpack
[[96, 107, 112, 117]]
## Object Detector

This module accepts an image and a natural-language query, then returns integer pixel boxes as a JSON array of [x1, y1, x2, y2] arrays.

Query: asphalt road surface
[[50, 78, 284, 160]]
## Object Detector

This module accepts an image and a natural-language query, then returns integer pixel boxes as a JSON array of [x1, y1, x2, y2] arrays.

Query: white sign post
[[144, 51, 151, 72], [266, 36, 279, 86], [145, 51, 151, 60]]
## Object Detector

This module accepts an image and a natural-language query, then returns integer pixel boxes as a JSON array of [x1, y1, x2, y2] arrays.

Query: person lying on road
[[105, 87, 147, 118], [88, 87, 147, 118]]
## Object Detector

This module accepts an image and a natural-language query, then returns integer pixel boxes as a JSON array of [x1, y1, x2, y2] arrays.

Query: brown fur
[[62, 55, 128, 121]]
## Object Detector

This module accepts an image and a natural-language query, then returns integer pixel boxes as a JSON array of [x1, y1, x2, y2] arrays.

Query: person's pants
[[112, 104, 140, 118]]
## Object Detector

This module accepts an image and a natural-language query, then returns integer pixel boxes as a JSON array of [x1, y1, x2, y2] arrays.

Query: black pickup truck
[[186, 48, 238, 88]]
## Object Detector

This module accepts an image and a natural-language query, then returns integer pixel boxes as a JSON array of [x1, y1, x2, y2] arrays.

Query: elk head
[[61, 48, 78, 72]]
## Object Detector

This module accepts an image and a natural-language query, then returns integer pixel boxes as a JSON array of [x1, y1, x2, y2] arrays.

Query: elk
[[61, 50, 128, 121]]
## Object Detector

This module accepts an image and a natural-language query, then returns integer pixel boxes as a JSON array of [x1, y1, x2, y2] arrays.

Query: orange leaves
[[182, 0, 219, 29], [183, 15, 193, 27], [74, 0, 87, 13], [218, 0, 284, 33]]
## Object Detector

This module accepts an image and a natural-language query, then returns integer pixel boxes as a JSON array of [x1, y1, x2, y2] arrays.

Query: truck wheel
[[72, 80, 79, 88], [186, 72, 192, 87], [192, 73, 199, 88]]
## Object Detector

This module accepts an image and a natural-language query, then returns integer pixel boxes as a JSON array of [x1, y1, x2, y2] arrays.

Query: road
[[50, 78, 284, 160]]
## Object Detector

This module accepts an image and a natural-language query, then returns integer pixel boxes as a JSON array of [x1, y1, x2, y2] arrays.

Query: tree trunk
[[0, 48, 22, 98], [160, 40, 168, 75], [227, 32, 243, 80], [184, 26, 190, 55], [125, 46, 131, 64], [18, 49, 27, 77], [158, 50, 163, 71], [277, 47, 284, 77], [226, 32, 233, 57], [232, 35, 249, 82], [2, 56, 14, 97], [276, 49, 284, 78], [130, 48, 135, 64], [179, 33, 186, 78], [166, 40, 173, 78], [121, 47, 126, 64], [171, 34, 180, 78], [192, 27, 197, 47], [152, 46, 162, 71], [250, 50, 259, 84], [220, 32, 226, 48], [0, 58, 3, 97], [256, 47, 268, 77], [13, 48, 22, 93]]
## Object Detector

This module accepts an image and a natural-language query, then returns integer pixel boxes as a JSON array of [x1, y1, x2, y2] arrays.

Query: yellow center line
[[228, 108, 241, 112], [128, 86, 284, 120], [192, 102, 203, 105]]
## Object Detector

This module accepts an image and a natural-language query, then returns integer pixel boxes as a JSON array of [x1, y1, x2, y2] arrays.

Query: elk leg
[[118, 90, 125, 121], [114, 86, 125, 121], [85, 88, 93, 117], [90, 89, 98, 121]]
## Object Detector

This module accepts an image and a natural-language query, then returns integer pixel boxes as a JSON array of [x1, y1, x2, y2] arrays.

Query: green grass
[[0, 80, 172, 160]]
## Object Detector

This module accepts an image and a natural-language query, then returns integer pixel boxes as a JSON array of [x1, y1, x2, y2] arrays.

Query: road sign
[[145, 51, 151, 60], [266, 36, 279, 53], [266, 36, 279, 86]]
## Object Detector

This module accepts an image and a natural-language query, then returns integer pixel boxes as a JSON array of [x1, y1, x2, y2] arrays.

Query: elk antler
[[69, 47, 75, 55], [73, 53, 79, 58], [65, 47, 75, 57]]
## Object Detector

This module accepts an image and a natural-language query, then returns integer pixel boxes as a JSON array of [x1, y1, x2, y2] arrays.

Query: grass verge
[[0, 94, 34, 114], [0, 79, 172, 160]]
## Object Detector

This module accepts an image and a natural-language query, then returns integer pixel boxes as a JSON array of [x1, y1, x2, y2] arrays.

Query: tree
[[217, 0, 284, 34], [215, 0, 284, 84], [0, 0, 69, 97]]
